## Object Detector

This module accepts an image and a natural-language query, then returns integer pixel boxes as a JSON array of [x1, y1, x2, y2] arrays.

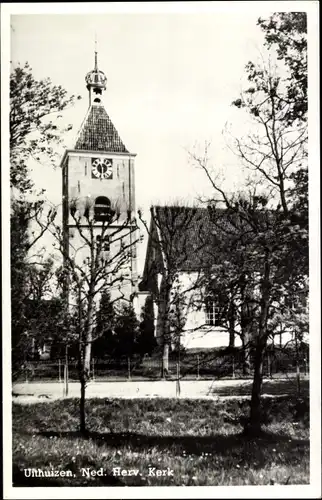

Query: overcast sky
[[10, 9, 270, 209]]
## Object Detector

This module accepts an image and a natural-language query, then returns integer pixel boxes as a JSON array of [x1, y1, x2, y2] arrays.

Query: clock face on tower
[[91, 157, 113, 179]]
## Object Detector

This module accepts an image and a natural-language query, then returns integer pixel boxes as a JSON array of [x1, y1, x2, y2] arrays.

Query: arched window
[[94, 196, 111, 222]]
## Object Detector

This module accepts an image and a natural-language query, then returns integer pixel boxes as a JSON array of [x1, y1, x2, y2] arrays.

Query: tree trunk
[[77, 284, 94, 435], [84, 297, 94, 376], [79, 299, 94, 434], [240, 281, 253, 376], [244, 340, 264, 436], [295, 333, 301, 396], [79, 334, 92, 436], [242, 329, 252, 376], [84, 340, 92, 377], [244, 250, 271, 437], [159, 277, 173, 379], [78, 334, 88, 435], [229, 329, 235, 348], [79, 373, 87, 435], [161, 342, 170, 379], [228, 303, 235, 348]]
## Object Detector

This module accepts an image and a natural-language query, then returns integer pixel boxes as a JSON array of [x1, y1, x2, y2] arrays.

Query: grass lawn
[[12, 396, 309, 487], [209, 378, 309, 397]]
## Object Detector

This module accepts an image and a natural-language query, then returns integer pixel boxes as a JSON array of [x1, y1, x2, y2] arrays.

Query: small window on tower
[[96, 234, 109, 252], [94, 196, 113, 222], [103, 235, 110, 252]]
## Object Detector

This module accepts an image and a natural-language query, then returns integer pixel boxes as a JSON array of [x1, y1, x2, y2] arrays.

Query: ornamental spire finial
[[94, 33, 98, 71], [85, 35, 107, 106]]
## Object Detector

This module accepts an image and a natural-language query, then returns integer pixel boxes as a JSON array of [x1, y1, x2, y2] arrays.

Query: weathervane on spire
[[85, 33, 107, 107], [94, 32, 98, 71]]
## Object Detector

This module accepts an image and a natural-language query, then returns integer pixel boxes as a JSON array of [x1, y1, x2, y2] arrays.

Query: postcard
[[2, 1, 320, 498]]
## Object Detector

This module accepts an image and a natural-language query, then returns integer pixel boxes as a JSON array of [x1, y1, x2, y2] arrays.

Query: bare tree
[[187, 13, 308, 434], [50, 200, 139, 434], [188, 144, 307, 435], [139, 204, 207, 378], [230, 61, 307, 216]]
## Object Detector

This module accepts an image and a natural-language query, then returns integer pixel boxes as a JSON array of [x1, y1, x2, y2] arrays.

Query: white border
[[2, 2, 320, 499]]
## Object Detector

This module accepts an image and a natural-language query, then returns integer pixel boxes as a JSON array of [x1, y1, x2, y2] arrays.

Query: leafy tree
[[11, 199, 31, 365], [22, 259, 70, 361], [10, 62, 79, 191], [11, 199, 56, 371], [92, 292, 116, 358], [10, 62, 77, 370], [24, 297, 65, 355], [114, 304, 140, 358], [257, 12, 307, 125], [136, 296, 157, 357], [11, 253, 68, 376]]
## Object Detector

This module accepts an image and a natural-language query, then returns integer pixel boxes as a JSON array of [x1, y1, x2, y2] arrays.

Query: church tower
[[61, 48, 138, 305]]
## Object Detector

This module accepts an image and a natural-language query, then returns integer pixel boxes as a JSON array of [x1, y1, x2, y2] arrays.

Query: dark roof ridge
[[152, 205, 226, 215]]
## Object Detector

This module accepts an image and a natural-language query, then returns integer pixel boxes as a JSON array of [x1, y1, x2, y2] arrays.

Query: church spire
[[85, 37, 107, 107]]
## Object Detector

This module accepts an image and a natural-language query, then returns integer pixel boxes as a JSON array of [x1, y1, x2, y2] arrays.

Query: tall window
[[205, 296, 225, 327], [94, 196, 111, 222]]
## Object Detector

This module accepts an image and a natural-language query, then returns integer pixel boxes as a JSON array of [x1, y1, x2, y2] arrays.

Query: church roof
[[140, 206, 216, 290], [140, 204, 275, 290], [151, 206, 214, 271], [75, 104, 129, 153]]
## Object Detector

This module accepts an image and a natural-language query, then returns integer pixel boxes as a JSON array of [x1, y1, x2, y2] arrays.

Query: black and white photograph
[[1, 1, 320, 498]]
